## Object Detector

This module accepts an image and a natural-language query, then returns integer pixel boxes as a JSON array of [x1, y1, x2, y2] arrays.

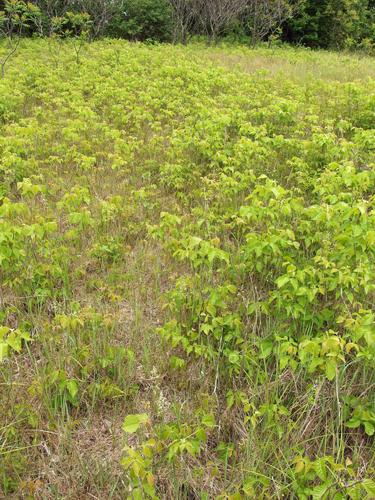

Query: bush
[[282, 0, 375, 50], [106, 0, 172, 42]]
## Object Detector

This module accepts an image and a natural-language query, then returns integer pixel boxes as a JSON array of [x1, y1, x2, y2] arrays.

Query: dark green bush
[[106, 0, 172, 42], [282, 0, 375, 50]]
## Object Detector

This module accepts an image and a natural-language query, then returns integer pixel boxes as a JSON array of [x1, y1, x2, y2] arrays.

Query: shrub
[[106, 0, 172, 42]]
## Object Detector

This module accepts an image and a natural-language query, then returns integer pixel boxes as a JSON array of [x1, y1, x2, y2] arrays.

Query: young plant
[[0, 0, 41, 77], [122, 411, 216, 498], [68, 11, 92, 64]]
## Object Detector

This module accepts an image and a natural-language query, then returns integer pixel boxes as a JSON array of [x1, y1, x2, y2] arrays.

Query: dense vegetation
[[0, 39, 374, 498], [283, 0, 375, 50], [0, 0, 374, 50]]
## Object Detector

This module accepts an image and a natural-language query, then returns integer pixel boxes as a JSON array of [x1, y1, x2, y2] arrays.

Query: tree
[[0, 0, 41, 77], [168, 0, 299, 45], [74, 0, 122, 38], [167, 0, 200, 44], [244, 0, 300, 44], [34, 0, 69, 18], [199, 0, 248, 44], [282, 0, 375, 49], [107, 0, 172, 42], [51, 10, 91, 62]]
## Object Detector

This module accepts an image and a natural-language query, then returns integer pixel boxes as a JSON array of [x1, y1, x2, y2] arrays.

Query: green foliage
[[0, 0, 42, 37], [0, 0, 42, 76], [122, 411, 216, 498], [51, 11, 92, 62], [123, 413, 150, 433], [0, 40, 374, 498], [345, 397, 375, 436], [159, 280, 247, 375], [0, 0, 373, 50], [292, 455, 375, 499], [106, 0, 172, 42], [0, 325, 31, 361], [51, 11, 92, 39], [283, 0, 375, 51]]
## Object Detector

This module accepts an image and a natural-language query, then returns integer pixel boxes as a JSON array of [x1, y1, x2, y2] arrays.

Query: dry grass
[[202, 44, 375, 82]]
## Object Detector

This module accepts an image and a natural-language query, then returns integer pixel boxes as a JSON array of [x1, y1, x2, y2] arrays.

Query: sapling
[[48, 15, 64, 67], [65, 11, 92, 64], [49, 11, 92, 65], [0, 0, 41, 78]]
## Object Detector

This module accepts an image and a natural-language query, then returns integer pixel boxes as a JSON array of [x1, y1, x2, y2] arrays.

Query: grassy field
[[0, 39, 374, 499]]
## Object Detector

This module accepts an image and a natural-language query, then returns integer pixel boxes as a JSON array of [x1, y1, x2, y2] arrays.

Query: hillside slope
[[0, 40, 374, 498]]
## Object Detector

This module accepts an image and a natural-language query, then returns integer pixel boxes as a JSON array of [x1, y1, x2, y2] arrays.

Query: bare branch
[[167, 0, 202, 44], [198, 0, 248, 44], [244, 0, 301, 44]]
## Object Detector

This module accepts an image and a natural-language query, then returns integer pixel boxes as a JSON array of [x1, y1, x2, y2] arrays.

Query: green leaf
[[314, 458, 327, 481], [363, 421, 374, 436], [67, 379, 78, 399], [226, 391, 235, 409], [276, 275, 290, 288], [346, 418, 361, 429], [6, 331, 22, 352], [170, 355, 185, 369], [0, 342, 9, 362], [0, 326, 10, 341], [259, 340, 273, 359], [229, 494, 242, 500], [228, 351, 240, 365], [362, 479, 375, 497], [201, 414, 216, 428], [311, 483, 328, 499], [242, 479, 255, 496], [132, 488, 143, 500], [123, 414, 150, 433], [325, 360, 336, 381], [206, 303, 216, 316]]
